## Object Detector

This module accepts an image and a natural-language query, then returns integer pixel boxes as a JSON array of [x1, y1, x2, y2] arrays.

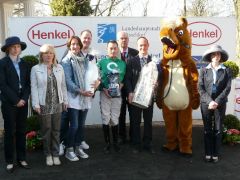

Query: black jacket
[[0, 56, 30, 105], [125, 55, 152, 95], [121, 47, 138, 62], [198, 65, 232, 105]]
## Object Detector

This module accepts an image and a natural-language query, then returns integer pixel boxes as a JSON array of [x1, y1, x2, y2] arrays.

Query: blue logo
[[97, 24, 116, 43], [192, 56, 207, 69]]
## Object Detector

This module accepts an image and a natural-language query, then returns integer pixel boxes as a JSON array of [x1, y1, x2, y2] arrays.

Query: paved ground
[[0, 125, 240, 180]]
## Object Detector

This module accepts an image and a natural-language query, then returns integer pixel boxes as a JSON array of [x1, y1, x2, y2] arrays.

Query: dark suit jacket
[[0, 56, 30, 105], [125, 55, 152, 95], [121, 47, 138, 62], [198, 66, 232, 105]]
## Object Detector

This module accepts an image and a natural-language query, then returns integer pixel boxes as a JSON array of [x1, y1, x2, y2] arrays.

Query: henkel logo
[[188, 21, 222, 46], [27, 21, 75, 47]]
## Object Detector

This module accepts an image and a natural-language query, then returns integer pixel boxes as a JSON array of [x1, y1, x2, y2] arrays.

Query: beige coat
[[30, 63, 68, 108]]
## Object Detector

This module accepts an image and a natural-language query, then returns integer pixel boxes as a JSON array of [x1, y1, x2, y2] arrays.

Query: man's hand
[[103, 88, 112, 98], [128, 93, 134, 104], [16, 99, 26, 107]]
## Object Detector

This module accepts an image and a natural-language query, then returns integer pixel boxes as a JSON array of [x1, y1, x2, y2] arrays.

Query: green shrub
[[26, 115, 40, 133], [223, 114, 240, 130], [22, 55, 39, 69], [223, 61, 239, 79]]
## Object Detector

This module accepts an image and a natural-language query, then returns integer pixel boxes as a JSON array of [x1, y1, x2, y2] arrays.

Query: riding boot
[[102, 124, 111, 154], [112, 125, 121, 152]]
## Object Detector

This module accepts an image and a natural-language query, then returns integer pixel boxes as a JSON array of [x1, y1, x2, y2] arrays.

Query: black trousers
[[1, 102, 28, 164], [201, 102, 226, 156], [118, 88, 132, 141], [130, 103, 153, 148]]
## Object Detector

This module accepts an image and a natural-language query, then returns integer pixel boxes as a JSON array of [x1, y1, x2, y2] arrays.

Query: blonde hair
[[39, 44, 58, 65]]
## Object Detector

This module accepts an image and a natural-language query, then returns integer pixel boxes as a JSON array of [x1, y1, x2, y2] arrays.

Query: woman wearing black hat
[[198, 44, 232, 163], [0, 36, 31, 172]]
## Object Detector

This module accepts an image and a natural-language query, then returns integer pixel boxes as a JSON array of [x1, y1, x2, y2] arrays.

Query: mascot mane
[[160, 17, 192, 63]]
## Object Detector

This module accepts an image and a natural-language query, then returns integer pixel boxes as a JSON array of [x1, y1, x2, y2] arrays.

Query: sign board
[[7, 16, 237, 124], [9, 17, 236, 65]]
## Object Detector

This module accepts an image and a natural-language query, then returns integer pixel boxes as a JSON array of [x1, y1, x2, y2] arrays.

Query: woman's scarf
[[68, 51, 88, 90]]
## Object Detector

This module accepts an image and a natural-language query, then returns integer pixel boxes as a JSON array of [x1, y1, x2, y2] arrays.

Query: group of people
[[0, 28, 232, 173]]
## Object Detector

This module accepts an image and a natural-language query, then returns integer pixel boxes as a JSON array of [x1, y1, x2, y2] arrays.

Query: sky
[[90, 0, 234, 17], [38, 0, 234, 17]]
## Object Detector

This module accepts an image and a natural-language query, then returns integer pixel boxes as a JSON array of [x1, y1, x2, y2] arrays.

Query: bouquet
[[222, 128, 240, 145], [26, 131, 43, 151]]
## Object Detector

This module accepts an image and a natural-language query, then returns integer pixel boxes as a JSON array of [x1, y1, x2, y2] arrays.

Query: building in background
[[0, 0, 37, 58]]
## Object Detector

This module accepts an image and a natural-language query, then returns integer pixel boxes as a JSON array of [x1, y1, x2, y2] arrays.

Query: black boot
[[112, 125, 121, 152], [102, 124, 111, 154]]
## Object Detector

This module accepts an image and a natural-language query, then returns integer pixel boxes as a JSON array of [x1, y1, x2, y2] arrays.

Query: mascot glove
[[191, 97, 200, 110], [156, 99, 162, 109]]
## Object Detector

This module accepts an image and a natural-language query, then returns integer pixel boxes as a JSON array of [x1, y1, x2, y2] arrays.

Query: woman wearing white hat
[[0, 36, 31, 172], [198, 44, 232, 163]]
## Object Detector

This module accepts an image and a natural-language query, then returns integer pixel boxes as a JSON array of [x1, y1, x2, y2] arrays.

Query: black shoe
[[119, 138, 126, 145], [204, 155, 212, 163], [143, 146, 155, 154], [212, 156, 219, 163], [113, 144, 121, 152], [132, 148, 140, 154], [145, 148, 156, 154], [17, 161, 31, 169], [6, 164, 14, 173], [104, 144, 111, 154]]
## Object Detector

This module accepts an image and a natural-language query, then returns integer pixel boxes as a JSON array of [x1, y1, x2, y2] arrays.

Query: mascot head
[[160, 17, 191, 61]]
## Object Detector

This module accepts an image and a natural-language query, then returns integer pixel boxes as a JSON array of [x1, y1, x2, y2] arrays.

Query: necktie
[[140, 57, 147, 67], [121, 52, 127, 61]]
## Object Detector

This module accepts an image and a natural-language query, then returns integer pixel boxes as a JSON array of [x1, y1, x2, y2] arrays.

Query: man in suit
[[125, 37, 154, 153], [0, 36, 31, 172], [117, 31, 138, 144]]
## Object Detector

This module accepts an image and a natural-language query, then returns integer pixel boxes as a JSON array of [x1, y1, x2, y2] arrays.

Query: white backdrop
[[8, 16, 237, 124]]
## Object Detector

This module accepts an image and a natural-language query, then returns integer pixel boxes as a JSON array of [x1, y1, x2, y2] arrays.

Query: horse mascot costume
[[156, 17, 200, 156]]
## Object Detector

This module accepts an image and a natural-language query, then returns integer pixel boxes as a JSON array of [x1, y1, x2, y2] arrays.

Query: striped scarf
[[68, 51, 88, 90]]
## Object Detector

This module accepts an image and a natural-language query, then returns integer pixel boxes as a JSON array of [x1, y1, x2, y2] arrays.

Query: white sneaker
[[53, 157, 61, 165], [75, 148, 89, 159], [46, 155, 53, 166], [59, 142, 65, 156], [65, 149, 79, 161], [79, 141, 89, 150]]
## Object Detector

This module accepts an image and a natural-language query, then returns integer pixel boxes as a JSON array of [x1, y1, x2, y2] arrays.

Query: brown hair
[[66, 36, 83, 49]]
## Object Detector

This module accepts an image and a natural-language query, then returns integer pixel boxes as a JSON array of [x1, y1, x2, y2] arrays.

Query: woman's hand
[[34, 107, 41, 114], [63, 103, 68, 111], [208, 101, 218, 109], [80, 90, 94, 97], [91, 79, 101, 91]]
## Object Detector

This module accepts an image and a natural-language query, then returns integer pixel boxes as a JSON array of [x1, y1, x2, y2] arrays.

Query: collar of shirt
[[206, 63, 226, 70], [9, 55, 21, 63], [120, 47, 128, 53], [80, 51, 88, 57], [206, 63, 226, 84], [139, 55, 148, 59]]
